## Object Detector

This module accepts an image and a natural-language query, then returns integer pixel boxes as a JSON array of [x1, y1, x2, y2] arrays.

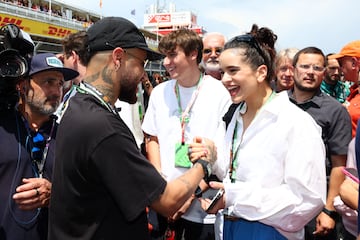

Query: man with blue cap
[[0, 52, 78, 240]]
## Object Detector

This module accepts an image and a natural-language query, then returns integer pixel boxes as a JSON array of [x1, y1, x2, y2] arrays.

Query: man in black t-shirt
[[48, 17, 216, 240]]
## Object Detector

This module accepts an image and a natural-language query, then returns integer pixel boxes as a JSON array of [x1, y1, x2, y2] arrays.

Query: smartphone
[[206, 189, 224, 212], [342, 167, 359, 183]]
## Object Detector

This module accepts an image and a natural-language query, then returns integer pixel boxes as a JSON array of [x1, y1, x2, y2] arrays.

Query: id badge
[[175, 142, 191, 168]]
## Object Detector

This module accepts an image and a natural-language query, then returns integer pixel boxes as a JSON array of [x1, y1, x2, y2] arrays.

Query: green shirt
[[320, 80, 350, 103]]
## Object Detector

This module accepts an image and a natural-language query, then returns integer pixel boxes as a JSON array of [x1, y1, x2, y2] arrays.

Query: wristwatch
[[194, 159, 212, 183], [322, 207, 339, 220]]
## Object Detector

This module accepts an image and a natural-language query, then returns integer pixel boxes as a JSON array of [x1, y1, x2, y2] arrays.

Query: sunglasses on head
[[229, 34, 267, 64]]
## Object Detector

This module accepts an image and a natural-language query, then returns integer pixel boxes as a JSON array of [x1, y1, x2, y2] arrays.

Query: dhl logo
[[0, 17, 24, 28], [0, 15, 74, 38], [48, 26, 71, 37]]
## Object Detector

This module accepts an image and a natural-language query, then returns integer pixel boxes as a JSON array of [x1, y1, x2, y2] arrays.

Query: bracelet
[[194, 159, 212, 183], [322, 207, 339, 220], [194, 186, 202, 198]]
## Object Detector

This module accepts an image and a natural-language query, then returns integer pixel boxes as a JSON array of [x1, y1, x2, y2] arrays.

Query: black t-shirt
[[49, 93, 167, 240], [0, 110, 56, 240]]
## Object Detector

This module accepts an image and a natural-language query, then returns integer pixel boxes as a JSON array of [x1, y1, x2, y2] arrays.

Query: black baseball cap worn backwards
[[29, 53, 79, 81], [87, 17, 163, 61]]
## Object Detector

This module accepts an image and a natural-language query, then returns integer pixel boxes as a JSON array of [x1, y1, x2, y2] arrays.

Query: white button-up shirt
[[213, 91, 326, 240]]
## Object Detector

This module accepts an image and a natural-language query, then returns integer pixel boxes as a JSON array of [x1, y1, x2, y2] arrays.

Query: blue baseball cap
[[28, 53, 79, 81]]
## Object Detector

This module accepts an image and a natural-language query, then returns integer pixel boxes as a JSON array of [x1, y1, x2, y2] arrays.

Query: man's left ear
[[191, 50, 198, 61], [113, 48, 124, 70]]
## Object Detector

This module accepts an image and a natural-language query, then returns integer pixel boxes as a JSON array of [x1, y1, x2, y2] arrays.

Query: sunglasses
[[30, 132, 46, 161], [202, 47, 223, 55], [24, 116, 56, 178], [229, 34, 267, 64], [124, 49, 148, 67], [105, 42, 148, 67]]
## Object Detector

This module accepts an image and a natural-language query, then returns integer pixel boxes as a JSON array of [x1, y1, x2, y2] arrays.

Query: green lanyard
[[229, 91, 275, 182], [174, 74, 203, 144]]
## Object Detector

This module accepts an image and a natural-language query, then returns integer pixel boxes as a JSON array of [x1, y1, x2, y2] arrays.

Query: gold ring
[[34, 188, 39, 196]]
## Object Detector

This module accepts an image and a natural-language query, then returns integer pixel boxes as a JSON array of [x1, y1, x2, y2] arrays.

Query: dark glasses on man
[[203, 47, 223, 55], [105, 42, 147, 67]]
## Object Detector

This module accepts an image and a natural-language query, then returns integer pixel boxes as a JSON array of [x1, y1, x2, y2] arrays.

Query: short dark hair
[[325, 53, 336, 66], [292, 46, 325, 67]]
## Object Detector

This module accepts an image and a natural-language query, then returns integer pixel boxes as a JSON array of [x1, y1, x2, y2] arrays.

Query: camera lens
[[0, 49, 28, 78], [0, 58, 25, 76]]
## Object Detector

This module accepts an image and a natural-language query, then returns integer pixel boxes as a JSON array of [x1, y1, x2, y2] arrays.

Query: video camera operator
[[0, 24, 79, 240]]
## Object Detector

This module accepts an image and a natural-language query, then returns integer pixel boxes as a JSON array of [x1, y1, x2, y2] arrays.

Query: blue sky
[[63, 0, 359, 54]]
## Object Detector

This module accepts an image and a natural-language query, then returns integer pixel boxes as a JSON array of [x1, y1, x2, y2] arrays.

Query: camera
[[0, 24, 34, 112]]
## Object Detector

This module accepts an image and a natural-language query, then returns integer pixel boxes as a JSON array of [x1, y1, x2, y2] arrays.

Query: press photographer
[[0, 24, 78, 240]]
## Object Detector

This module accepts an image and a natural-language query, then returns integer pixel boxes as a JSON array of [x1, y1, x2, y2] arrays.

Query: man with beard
[[0, 53, 78, 240], [56, 30, 145, 148], [320, 53, 350, 103], [48, 17, 218, 240], [288, 47, 353, 240], [201, 32, 226, 80]]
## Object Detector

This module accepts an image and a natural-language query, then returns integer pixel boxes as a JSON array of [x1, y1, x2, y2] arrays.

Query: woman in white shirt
[[189, 24, 327, 240]]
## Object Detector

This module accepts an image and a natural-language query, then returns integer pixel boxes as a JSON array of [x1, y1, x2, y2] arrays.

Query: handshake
[[186, 136, 217, 183], [159, 136, 225, 221], [188, 136, 217, 166], [188, 137, 225, 214]]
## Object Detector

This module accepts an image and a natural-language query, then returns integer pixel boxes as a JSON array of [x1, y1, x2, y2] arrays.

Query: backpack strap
[[223, 103, 240, 129]]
